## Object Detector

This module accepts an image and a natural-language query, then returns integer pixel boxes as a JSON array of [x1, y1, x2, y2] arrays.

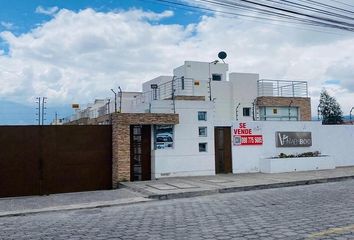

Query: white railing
[[258, 79, 308, 97]]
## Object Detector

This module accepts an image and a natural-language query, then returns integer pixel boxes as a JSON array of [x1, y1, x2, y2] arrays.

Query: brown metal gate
[[0, 125, 112, 198]]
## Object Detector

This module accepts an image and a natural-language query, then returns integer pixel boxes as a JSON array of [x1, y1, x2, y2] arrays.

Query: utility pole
[[35, 97, 41, 125], [55, 111, 58, 125], [41, 97, 47, 125]]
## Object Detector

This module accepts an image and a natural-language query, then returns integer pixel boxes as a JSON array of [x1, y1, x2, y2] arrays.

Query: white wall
[[319, 125, 354, 167], [211, 81, 233, 126], [229, 72, 258, 122], [232, 121, 354, 173], [150, 100, 216, 178], [174, 61, 229, 81], [142, 76, 173, 93], [107, 92, 143, 113]]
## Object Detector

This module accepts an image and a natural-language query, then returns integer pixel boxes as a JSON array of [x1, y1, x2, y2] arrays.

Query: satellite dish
[[218, 51, 227, 62]]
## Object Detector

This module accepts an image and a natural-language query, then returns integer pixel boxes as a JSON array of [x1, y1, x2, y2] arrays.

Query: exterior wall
[[118, 92, 142, 113], [232, 121, 354, 174], [149, 100, 216, 178], [229, 72, 259, 122], [256, 96, 311, 121], [173, 61, 229, 99], [111, 113, 179, 188], [211, 81, 233, 126], [319, 125, 354, 167], [142, 76, 173, 93], [174, 61, 229, 82]]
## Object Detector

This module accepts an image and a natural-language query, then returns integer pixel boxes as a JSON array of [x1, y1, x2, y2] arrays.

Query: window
[[154, 125, 174, 149], [212, 74, 222, 81], [198, 127, 207, 137], [198, 111, 207, 121], [243, 107, 251, 117], [199, 143, 207, 152], [259, 107, 299, 121]]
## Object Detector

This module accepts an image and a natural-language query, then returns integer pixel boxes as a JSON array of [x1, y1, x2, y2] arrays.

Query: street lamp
[[111, 89, 117, 113], [118, 86, 122, 113], [208, 60, 219, 101]]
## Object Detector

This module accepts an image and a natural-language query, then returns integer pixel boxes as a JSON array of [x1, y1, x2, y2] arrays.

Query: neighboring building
[[65, 60, 312, 182]]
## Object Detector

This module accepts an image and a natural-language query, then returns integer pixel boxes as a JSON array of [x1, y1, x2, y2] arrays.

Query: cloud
[[0, 7, 353, 116], [1, 21, 14, 30], [35, 6, 59, 16]]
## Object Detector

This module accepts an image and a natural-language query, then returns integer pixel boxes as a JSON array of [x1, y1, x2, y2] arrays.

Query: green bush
[[277, 151, 321, 158]]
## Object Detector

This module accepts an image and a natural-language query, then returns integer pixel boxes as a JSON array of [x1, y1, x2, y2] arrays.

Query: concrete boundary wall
[[232, 121, 354, 174]]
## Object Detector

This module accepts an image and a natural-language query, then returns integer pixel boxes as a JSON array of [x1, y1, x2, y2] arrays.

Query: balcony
[[257, 79, 308, 98]]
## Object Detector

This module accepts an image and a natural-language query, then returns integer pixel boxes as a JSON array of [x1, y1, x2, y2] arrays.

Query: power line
[[149, 0, 354, 32], [143, 0, 348, 35]]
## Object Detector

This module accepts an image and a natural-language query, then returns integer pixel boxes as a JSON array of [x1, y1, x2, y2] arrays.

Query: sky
[[0, 0, 354, 124]]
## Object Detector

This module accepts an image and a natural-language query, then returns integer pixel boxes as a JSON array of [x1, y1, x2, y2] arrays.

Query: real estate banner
[[233, 122, 263, 146]]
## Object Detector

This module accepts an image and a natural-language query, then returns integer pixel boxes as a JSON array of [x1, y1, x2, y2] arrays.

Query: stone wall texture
[[111, 113, 179, 188], [256, 96, 312, 121]]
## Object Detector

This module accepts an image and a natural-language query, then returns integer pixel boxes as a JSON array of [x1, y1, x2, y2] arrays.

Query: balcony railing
[[258, 79, 308, 98], [132, 77, 195, 105]]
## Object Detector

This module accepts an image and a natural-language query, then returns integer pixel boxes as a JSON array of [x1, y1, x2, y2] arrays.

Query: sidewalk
[[0, 188, 152, 217], [120, 166, 354, 200], [1, 166, 353, 217]]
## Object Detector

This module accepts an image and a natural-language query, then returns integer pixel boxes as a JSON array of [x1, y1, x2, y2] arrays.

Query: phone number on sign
[[233, 135, 263, 145]]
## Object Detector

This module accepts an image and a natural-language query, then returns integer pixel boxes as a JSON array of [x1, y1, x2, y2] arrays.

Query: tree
[[319, 89, 343, 124]]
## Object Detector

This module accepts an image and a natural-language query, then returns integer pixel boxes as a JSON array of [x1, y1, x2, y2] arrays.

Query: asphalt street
[[1, 180, 354, 240]]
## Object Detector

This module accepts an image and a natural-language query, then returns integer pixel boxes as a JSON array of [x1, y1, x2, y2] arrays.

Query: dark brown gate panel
[[130, 125, 151, 181], [214, 127, 232, 174], [42, 125, 112, 194], [0, 125, 112, 198], [0, 127, 41, 198]]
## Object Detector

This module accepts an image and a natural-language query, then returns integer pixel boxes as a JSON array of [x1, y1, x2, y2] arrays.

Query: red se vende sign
[[233, 123, 263, 146]]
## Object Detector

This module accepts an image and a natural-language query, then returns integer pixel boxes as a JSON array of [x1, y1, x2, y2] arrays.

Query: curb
[[146, 175, 354, 200], [0, 197, 154, 218], [1, 175, 353, 217]]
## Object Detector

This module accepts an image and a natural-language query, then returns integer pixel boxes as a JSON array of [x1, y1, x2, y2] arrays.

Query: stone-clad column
[[112, 115, 131, 188], [116, 124, 130, 182], [111, 113, 179, 188]]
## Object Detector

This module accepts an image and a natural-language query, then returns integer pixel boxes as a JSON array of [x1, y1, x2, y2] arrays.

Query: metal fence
[[132, 77, 195, 105], [258, 79, 308, 97]]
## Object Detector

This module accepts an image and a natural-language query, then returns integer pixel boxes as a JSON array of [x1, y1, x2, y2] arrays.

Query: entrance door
[[214, 127, 232, 174], [130, 125, 151, 181]]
